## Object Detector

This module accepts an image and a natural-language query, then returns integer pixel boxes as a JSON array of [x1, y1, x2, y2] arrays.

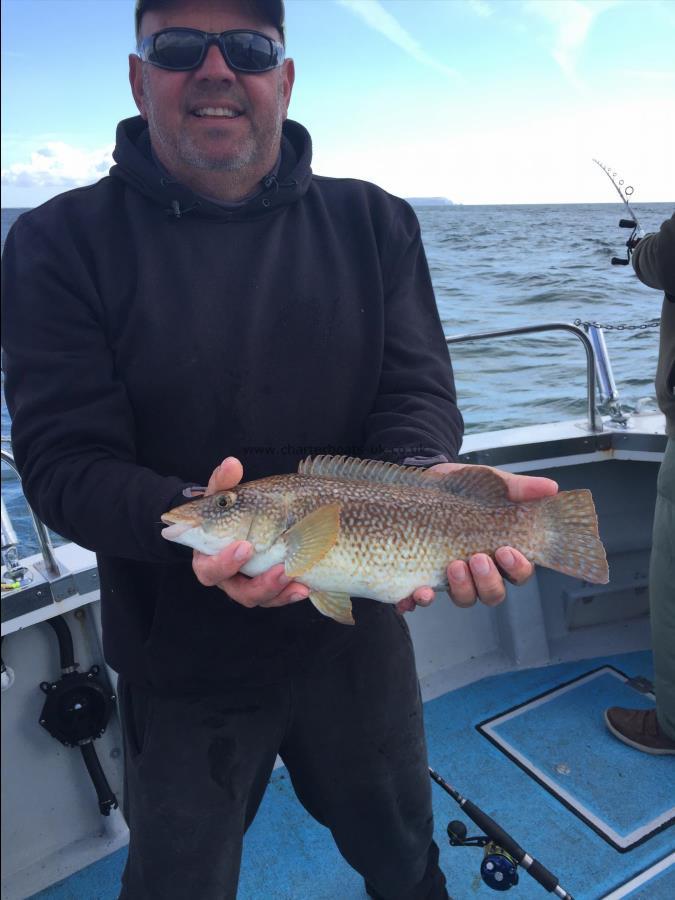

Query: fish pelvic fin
[[531, 489, 609, 584], [283, 503, 340, 577], [309, 590, 354, 625]]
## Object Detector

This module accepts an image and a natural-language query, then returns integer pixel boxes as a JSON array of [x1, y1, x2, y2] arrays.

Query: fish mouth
[[161, 522, 194, 541], [161, 508, 198, 525], [160, 510, 182, 526]]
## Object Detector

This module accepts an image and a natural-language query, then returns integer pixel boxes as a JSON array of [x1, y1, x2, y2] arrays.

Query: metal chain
[[574, 317, 661, 331]]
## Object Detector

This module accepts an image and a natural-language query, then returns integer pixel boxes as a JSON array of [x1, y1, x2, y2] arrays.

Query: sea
[[1, 201, 672, 554]]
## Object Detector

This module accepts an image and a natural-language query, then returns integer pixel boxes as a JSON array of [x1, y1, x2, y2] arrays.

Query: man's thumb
[[207, 456, 244, 493]]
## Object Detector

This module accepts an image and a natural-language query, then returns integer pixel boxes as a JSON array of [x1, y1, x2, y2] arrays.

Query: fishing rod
[[429, 767, 575, 898], [592, 159, 643, 265]]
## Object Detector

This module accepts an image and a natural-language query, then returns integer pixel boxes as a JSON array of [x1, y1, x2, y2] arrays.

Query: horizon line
[[2, 199, 674, 211]]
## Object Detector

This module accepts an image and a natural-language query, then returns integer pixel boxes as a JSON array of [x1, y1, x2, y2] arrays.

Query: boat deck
[[29, 649, 675, 900]]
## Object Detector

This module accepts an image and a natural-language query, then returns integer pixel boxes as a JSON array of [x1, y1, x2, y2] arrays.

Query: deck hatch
[[476, 666, 675, 852]]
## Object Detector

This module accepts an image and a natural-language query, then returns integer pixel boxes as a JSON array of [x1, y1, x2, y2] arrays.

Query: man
[[1, 2, 557, 897], [605, 213, 675, 755]]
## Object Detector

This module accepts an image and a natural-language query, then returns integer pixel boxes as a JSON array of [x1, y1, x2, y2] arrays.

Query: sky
[[2, 0, 675, 207]]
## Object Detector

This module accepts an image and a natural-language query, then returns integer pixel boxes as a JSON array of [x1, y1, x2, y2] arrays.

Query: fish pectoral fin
[[283, 503, 340, 577], [309, 590, 354, 625]]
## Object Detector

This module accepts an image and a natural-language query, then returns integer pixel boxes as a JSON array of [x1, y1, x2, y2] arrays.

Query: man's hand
[[396, 463, 558, 614], [191, 457, 309, 609]]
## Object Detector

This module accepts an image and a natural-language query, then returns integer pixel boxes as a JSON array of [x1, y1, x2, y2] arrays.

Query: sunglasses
[[138, 28, 285, 73]]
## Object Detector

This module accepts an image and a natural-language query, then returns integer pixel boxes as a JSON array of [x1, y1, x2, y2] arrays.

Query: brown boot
[[604, 707, 675, 755]]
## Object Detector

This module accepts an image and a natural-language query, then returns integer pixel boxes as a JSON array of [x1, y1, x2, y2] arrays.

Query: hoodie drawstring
[[164, 199, 201, 219]]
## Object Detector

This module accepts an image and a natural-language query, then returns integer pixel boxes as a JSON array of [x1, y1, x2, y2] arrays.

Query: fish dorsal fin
[[298, 456, 508, 504]]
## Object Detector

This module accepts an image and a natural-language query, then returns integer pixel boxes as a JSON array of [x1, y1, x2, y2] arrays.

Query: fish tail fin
[[531, 489, 609, 584]]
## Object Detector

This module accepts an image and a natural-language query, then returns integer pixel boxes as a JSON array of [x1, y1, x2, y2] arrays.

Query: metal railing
[[445, 321, 602, 433], [1, 448, 61, 578], [0, 321, 612, 580]]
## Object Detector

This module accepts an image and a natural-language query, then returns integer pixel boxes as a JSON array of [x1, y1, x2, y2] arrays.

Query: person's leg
[[281, 602, 449, 900], [118, 678, 288, 900], [605, 437, 675, 754], [650, 437, 675, 738], [363, 842, 447, 900]]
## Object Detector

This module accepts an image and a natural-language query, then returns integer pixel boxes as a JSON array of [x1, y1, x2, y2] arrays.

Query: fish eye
[[215, 492, 235, 509]]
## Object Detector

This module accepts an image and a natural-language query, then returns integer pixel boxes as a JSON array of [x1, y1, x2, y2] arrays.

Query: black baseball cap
[[134, 1, 285, 44]]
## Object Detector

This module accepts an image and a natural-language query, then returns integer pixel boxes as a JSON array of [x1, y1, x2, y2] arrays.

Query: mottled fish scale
[[161, 455, 609, 624]]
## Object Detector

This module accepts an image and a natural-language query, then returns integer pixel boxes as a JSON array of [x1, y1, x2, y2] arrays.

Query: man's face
[[129, 1, 294, 183]]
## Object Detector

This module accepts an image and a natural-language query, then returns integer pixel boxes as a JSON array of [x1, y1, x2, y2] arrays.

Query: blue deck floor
[[32, 650, 675, 900]]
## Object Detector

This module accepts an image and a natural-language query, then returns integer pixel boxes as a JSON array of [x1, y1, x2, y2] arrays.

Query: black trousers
[[118, 604, 448, 899]]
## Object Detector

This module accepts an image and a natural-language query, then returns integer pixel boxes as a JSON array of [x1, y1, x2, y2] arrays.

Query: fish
[[160, 455, 609, 625]]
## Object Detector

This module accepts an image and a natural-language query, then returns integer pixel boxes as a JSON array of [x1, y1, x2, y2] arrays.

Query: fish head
[[161, 489, 255, 554], [160, 485, 288, 555]]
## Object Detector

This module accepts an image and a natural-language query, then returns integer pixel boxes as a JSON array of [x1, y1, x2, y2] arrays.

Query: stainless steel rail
[[445, 321, 601, 433], [0, 320, 601, 581], [1, 448, 61, 578]]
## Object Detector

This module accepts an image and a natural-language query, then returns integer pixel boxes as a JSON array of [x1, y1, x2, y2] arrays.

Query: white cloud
[[336, 0, 459, 78], [524, 0, 616, 82], [312, 96, 675, 204], [1, 142, 113, 189]]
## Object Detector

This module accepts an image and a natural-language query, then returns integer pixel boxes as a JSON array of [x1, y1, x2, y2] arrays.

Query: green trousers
[[651, 437, 675, 740]]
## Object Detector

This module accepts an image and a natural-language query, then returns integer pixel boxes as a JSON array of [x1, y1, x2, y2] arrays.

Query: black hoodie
[[2, 117, 462, 691]]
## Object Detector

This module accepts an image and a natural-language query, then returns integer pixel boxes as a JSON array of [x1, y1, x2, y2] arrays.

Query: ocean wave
[[2, 202, 666, 461]]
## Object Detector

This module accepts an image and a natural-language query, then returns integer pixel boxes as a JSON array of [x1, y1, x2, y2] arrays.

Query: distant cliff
[[406, 197, 454, 206]]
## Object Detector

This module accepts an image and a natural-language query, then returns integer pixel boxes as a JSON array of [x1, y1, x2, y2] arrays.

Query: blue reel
[[481, 843, 519, 890]]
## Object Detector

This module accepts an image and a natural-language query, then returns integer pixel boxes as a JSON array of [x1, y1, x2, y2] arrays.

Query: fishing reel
[[430, 768, 575, 899], [592, 159, 643, 266], [447, 820, 519, 891], [611, 218, 641, 266]]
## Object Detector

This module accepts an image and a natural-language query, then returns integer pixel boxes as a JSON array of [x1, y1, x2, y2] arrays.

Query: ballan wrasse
[[161, 456, 609, 624]]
